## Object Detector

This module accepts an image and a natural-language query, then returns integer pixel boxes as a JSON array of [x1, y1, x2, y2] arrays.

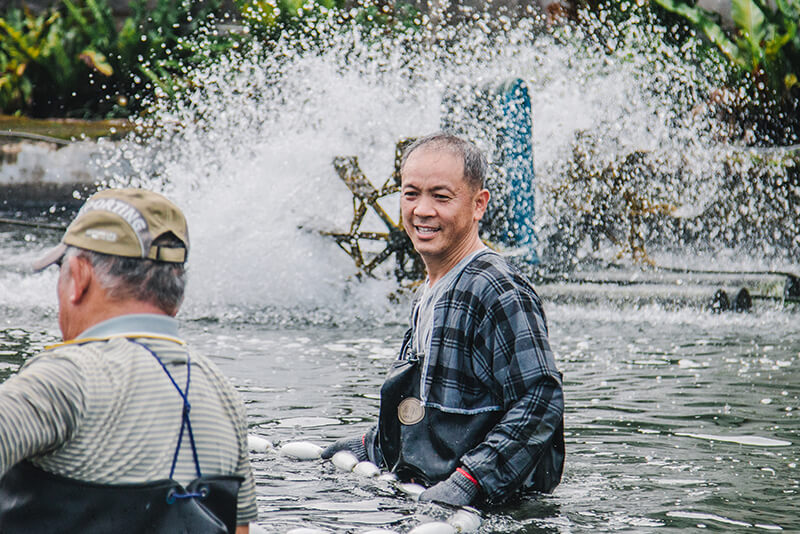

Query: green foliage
[[0, 0, 230, 118], [0, 9, 60, 113], [232, 0, 420, 46], [654, 0, 799, 80], [652, 0, 800, 143], [0, 0, 421, 118]]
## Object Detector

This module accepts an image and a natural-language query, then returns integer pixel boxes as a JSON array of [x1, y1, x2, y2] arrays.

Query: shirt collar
[[426, 246, 489, 289], [79, 314, 181, 340]]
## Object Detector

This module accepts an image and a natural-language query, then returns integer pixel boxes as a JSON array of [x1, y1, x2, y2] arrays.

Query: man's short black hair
[[400, 132, 488, 190]]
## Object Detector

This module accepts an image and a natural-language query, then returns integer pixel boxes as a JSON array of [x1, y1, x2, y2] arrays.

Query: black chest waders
[[369, 333, 502, 487], [0, 340, 242, 534], [368, 333, 566, 500]]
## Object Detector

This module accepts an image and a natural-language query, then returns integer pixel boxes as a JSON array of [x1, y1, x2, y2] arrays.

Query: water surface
[[3, 279, 798, 532]]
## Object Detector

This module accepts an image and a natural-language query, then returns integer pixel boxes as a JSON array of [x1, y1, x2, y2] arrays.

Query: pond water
[[2, 220, 798, 533]]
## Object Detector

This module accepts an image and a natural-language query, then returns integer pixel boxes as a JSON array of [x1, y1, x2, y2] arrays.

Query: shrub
[[652, 0, 800, 144]]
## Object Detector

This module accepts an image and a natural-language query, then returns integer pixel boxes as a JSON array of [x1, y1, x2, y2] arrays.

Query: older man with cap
[[322, 133, 565, 508], [0, 189, 257, 533]]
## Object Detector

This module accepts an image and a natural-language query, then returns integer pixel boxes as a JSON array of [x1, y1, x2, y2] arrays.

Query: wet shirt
[[0, 314, 258, 524], [412, 249, 564, 502]]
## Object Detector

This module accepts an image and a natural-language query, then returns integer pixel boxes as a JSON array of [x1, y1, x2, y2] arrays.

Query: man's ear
[[473, 188, 490, 221], [66, 255, 93, 304]]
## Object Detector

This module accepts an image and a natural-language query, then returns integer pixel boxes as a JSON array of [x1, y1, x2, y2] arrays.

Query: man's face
[[400, 147, 487, 271]]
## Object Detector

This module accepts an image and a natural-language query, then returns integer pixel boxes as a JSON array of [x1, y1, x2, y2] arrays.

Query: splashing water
[[71, 11, 796, 321]]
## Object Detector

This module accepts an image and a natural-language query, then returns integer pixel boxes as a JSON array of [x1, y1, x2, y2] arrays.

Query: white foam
[[666, 511, 751, 527], [675, 433, 791, 447], [447, 509, 481, 533]]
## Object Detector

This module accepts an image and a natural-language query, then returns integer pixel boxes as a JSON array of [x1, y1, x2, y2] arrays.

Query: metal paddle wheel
[[321, 140, 425, 283]]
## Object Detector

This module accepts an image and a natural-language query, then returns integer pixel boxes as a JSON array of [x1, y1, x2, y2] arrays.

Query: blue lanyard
[[132, 341, 203, 482]]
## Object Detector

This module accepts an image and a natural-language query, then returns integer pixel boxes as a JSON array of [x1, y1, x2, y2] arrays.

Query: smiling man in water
[[323, 133, 565, 507], [0, 189, 257, 533]]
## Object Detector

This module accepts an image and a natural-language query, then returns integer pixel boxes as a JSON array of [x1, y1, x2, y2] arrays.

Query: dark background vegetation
[[1, 0, 798, 146]]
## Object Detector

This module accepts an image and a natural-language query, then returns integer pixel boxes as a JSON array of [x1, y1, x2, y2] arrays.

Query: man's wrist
[[456, 467, 479, 488], [451, 467, 480, 502]]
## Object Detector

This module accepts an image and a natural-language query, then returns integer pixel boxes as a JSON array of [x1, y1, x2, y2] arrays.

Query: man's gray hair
[[400, 132, 488, 190], [63, 235, 187, 315]]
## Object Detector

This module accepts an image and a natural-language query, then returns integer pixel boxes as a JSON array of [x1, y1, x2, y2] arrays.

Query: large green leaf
[[732, 0, 767, 57], [43, 27, 72, 86], [85, 0, 116, 39]]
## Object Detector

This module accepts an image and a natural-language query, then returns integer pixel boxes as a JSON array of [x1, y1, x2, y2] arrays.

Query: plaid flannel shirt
[[411, 249, 564, 502]]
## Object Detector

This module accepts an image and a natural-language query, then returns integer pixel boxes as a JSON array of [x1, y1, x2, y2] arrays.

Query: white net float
[[247, 434, 272, 453], [280, 441, 323, 460], [331, 450, 359, 472], [353, 460, 380, 477], [395, 482, 426, 500], [408, 521, 456, 534]]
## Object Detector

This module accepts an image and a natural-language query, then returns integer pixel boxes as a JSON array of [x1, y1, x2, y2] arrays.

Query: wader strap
[[132, 341, 203, 483]]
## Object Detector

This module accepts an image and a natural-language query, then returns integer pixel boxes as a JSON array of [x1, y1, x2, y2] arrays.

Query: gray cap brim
[[32, 243, 67, 272]]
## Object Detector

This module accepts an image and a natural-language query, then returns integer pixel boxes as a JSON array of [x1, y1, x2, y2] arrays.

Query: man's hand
[[418, 468, 480, 507], [320, 435, 368, 461]]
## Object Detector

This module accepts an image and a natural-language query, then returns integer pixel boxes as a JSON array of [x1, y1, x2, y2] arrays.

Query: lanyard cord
[[132, 340, 202, 480]]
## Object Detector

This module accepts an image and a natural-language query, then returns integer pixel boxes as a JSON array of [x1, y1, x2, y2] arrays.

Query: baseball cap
[[33, 188, 189, 271]]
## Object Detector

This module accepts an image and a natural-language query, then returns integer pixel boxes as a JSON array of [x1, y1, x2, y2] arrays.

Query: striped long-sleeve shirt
[[0, 314, 258, 524]]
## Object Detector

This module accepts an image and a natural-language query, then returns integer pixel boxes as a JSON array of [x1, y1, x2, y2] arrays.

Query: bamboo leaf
[[45, 28, 74, 85], [85, 0, 116, 38]]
